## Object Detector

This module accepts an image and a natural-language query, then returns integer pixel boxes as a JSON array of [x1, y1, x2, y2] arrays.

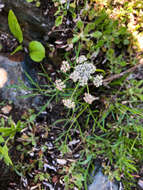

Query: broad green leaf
[[8, 10, 23, 43], [94, 11, 107, 26], [72, 35, 80, 43], [123, 39, 130, 45], [88, 8, 96, 20], [84, 23, 96, 35], [91, 31, 102, 38], [0, 145, 13, 165], [11, 45, 23, 55], [95, 40, 105, 48], [76, 20, 84, 31], [29, 41, 45, 62], [0, 128, 12, 133], [70, 2, 76, 8], [119, 61, 126, 66], [55, 15, 63, 27], [0, 136, 4, 143]]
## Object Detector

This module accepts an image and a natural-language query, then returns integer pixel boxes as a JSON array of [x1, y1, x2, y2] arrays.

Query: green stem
[[70, 83, 79, 99]]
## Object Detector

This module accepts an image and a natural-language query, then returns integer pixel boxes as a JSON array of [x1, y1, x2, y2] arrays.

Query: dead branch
[[103, 59, 143, 86]]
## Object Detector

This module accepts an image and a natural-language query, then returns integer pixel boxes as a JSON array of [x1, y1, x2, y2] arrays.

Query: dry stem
[[103, 59, 143, 86]]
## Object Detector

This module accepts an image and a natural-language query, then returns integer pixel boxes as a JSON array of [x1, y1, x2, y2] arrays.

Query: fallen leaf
[[1, 105, 12, 114]]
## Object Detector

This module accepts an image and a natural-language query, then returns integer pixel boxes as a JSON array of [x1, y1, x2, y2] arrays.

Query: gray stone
[[0, 54, 43, 109], [88, 169, 122, 190], [138, 179, 143, 189]]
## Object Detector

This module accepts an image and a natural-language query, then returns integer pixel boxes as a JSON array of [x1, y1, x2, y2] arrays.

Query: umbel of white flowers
[[60, 61, 70, 73], [62, 99, 75, 109], [70, 62, 96, 86], [83, 93, 98, 104], [55, 79, 66, 91], [93, 75, 103, 87]]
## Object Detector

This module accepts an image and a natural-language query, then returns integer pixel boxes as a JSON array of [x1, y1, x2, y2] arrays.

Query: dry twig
[[103, 59, 143, 85]]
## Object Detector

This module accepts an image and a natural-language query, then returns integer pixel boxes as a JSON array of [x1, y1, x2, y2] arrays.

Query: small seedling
[[8, 10, 45, 62]]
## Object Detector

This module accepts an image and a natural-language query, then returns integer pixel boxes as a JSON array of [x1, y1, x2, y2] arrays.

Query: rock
[[0, 67, 7, 88], [88, 168, 122, 190], [0, 53, 44, 109], [42, 182, 54, 190], [138, 179, 143, 189]]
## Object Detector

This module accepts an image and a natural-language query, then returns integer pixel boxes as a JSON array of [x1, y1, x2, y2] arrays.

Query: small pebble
[[56, 158, 67, 165], [44, 163, 57, 172], [45, 142, 54, 150], [43, 182, 54, 190], [69, 139, 80, 146], [73, 154, 80, 158], [29, 152, 34, 157], [21, 177, 28, 187], [138, 179, 143, 189]]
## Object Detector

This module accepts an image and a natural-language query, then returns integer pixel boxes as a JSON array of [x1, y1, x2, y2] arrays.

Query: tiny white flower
[[62, 99, 75, 109], [60, 61, 70, 73], [83, 93, 97, 104], [55, 79, 66, 91], [79, 76, 88, 86], [93, 75, 103, 87], [69, 71, 79, 82], [76, 55, 87, 63]]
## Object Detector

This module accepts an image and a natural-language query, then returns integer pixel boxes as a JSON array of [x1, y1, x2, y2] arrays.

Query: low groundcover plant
[[1, 1, 143, 189], [54, 55, 104, 109]]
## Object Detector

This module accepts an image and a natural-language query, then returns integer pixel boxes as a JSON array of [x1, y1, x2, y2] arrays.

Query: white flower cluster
[[70, 63, 96, 86], [76, 55, 87, 63], [57, 55, 104, 107], [60, 61, 70, 73], [93, 75, 103, 87], [55, 79, 65, 91], [62, 99, 75, 109], [83, 93, 98, 104]]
